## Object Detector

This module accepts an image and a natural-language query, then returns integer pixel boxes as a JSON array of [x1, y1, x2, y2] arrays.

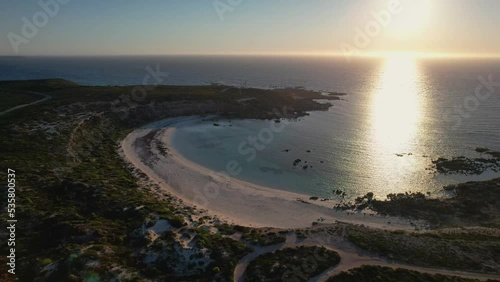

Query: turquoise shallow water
[[171, 110, 500, 200]]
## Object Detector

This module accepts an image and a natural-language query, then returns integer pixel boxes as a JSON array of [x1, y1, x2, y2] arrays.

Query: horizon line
[[2, 52, 500, 59]]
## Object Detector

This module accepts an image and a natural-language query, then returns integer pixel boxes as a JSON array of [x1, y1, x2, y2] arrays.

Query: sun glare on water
[[370, 54, 423, 151], [362, 54, 429, 195]]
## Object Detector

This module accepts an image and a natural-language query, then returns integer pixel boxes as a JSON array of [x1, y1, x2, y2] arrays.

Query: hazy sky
[[1, 0, 499, 56]]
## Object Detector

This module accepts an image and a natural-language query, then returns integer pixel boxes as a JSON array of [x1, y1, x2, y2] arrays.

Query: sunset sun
[[390, 0, 434, 36]]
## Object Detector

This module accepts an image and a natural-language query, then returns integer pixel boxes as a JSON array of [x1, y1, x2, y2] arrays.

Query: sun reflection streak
[[360, 55, 427, 196], [371, 55, 423, 151]]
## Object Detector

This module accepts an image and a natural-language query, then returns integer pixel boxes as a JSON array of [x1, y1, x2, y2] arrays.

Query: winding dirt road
[[234, 233, 500, 282], [0, 90, 51, 116]]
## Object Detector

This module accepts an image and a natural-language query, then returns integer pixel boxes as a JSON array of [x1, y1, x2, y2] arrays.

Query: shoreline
[[121, 116, 424, 229]]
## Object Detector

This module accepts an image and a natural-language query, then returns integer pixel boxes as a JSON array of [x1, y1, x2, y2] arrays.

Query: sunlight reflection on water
[[367, 56, 428, 196]]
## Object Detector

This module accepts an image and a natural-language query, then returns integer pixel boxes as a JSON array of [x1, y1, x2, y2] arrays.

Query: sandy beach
[[121, 117, 423, 230]]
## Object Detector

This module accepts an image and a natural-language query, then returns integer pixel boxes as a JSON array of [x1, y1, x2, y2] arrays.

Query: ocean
[[2, 55, 500, 199]]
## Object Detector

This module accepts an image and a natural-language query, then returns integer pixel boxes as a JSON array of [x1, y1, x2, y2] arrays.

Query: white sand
[[122, 117, 422, 230]]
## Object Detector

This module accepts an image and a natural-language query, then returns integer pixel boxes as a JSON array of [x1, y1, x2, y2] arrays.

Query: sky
[[0, 0, 499, 57]]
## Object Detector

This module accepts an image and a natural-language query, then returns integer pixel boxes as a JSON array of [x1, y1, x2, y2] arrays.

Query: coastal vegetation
[[244, 246, 340, 282], [327, 265, 481, 282], [371, 178, 500, 227], [339, 223, 500, 273], [240, 229, 287, 246]]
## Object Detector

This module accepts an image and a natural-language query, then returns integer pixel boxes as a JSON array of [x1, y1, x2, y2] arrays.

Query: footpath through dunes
[[121, 116, 425, 230], [0, 79, 80, 116]]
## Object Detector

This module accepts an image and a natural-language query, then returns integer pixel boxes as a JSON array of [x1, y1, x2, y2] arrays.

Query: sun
[[388, 0, 434, 36]]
